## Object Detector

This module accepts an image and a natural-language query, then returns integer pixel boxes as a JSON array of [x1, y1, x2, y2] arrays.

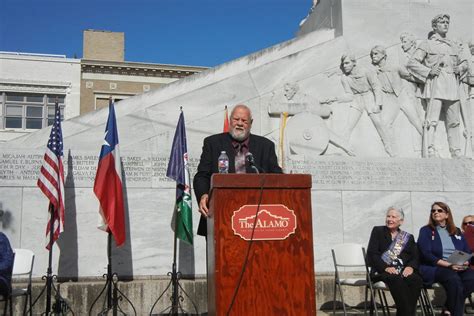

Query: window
[[2, 93, 65, 130]]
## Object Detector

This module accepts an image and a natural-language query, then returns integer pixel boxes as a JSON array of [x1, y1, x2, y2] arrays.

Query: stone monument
[[0, 0, 473, 292]]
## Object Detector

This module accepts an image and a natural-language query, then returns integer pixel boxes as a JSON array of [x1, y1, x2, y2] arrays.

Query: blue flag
[[166, 111, 193, 244]]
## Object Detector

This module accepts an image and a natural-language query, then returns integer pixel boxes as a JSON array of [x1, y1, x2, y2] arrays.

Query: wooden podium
[[207, 174, 316, 315]]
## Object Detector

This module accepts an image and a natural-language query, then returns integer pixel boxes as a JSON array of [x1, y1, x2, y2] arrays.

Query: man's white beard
[[230, 128, 249, 141]]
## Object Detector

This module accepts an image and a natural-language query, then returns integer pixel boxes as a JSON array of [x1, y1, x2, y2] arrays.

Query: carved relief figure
[[459, 41, 474, 156], [407, 14, 468, 158], [325, 54, 395, 157], [399, 32, 427, 133], [268, 82, 355, 156], [370, 45, 424, 155]]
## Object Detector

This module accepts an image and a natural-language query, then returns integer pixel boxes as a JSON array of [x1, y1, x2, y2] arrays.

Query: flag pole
[[171, 209, 179, 314], [88, 98, 136, 315], [149, 204, 196, 316], [170, 108, 182, 314], [149, 107, 198, 315], [46, 204, 54, 314], [29, 204, 72, 314], [89, 231, 138, 316]]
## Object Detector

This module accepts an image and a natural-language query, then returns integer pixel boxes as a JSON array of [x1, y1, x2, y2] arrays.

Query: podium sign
[[207, 174, 316, 315]]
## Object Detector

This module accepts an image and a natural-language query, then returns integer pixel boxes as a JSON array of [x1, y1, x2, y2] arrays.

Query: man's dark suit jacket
[[367, 226, 420, 274], [193, 132, 282, 236]]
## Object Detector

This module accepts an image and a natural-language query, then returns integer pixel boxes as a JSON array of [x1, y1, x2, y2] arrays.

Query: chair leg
[[364, 285, 368, 316], [368, 285, 379, 316], [8, 298, 12, 316], [22, 294, 27, 316], [376, 290, 387, 316], [338, 283, 347, 315], [418, 296, 425, 316], [333, 281, 337, 315], [381, 291, 390, 316], [28, 292, 32, 316], [421, 288, 435, 316]]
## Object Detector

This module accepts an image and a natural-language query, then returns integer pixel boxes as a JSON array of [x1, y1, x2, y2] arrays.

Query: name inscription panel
[[1, 150, 472, 192]]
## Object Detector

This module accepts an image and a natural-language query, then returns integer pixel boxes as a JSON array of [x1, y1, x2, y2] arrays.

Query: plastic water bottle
[[218, 151, 229, 173]]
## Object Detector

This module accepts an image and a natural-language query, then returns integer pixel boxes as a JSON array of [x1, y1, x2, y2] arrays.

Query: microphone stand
[[30, 203, 73, 315]]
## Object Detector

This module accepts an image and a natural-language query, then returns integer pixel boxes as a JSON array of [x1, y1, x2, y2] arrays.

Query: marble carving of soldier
[[370, 45, 424, 144], [399, 32, 427, 132], [407, 14, 468, 158], [268, 82, 355, 156], [325, 53, 395, 157]]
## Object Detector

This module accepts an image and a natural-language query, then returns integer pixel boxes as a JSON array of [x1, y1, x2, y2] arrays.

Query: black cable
[[226, 174, 267, 316]]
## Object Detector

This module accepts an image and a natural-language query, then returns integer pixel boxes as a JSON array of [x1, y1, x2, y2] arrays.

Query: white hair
[[387, 206, 404, 220]]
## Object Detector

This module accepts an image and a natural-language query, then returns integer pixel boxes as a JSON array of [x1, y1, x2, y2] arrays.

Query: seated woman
[[0, 231, 14, 297], [461, 215, 474, 251], [367, 206, 423, 316], [461, 215, 474, 269], [417, 202, 474, 316]]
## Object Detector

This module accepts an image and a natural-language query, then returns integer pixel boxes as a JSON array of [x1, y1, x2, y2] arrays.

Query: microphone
[[245, 152, 260, 174]]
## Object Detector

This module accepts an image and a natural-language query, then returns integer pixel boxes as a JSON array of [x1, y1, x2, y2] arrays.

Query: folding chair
[[419, 282, 443, 316], [331, 243, 376, 315], [10, 249, 34, 316], [362, 248, 392, 316], [365, 255, 430, 316], [0, 293, 12, 316], [368, 279, 391, 316]]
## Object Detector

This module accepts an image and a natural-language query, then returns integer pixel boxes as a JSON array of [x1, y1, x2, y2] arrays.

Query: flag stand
[[149, 210, 198, 316], [30, 204, 72, 315], [88, 232, 136, 316]]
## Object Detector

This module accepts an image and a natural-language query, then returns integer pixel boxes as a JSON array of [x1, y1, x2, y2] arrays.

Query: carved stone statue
[[460, 41, 474, 156], [407, 14, 468, 158], [370, 45, 424, 155], [325, 54, 395, 157], [399, 32, 427, 134], [268, 82, 355, 157]]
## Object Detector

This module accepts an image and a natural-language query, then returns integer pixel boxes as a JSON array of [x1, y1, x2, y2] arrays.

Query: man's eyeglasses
[[463, 221, 474, 226], [431, 208, 446, 214]]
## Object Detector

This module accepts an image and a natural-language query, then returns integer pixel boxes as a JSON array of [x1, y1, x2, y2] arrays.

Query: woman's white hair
[[387, 206, 404, 220]]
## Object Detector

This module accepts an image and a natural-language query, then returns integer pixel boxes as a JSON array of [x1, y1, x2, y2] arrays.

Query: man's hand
[[453, 65, 462, 75], [199, 194, 209, 217], [320, 97, 337, 105], [429, 64, 442, 77]]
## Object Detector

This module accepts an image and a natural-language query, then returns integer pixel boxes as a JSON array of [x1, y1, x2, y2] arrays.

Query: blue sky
[[0, 0, 312, 67]]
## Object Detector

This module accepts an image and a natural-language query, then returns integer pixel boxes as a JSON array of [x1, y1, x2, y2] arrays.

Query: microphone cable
[[226, 173, 267, 316]]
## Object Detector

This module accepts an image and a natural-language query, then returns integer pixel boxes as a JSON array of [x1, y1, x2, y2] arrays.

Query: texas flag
[[223, 105, 229, 133], [93, 100, 126, 246]]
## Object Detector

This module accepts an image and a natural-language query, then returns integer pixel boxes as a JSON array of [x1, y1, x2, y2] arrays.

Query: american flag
[[37, 101, 65, 250]]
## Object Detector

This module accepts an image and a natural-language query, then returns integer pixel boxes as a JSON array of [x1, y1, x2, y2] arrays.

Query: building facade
[[0, 52, 81, 142], [80, 30, 207, 113], [0, 30, 207, 142]]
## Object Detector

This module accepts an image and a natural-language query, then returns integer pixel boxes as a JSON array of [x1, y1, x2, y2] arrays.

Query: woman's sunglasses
[[431, 208, 446, 214], [463, 221, 474, 225]]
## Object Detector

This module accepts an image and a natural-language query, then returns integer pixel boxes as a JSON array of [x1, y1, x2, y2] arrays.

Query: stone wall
[[0, 0, 473, 307]]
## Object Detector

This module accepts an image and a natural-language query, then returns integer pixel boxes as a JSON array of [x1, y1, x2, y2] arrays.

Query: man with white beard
[[193, 104, 282, 236]]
